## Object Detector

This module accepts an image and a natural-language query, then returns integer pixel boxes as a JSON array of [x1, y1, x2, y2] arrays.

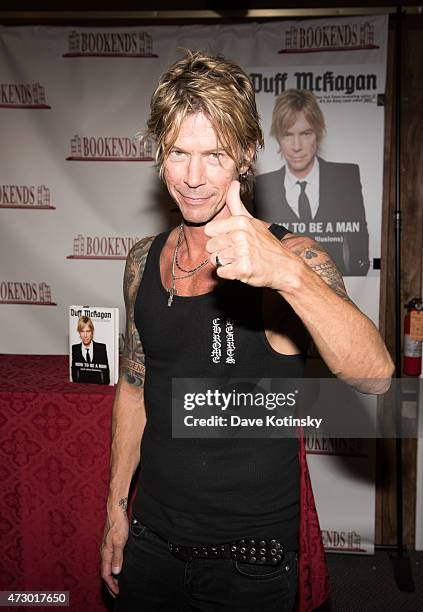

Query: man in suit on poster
[[71, 315, 110, 385], [254, 89, 370, 276]]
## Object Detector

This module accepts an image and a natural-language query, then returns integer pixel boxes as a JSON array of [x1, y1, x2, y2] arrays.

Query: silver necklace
[[167, 223, 210, 307]]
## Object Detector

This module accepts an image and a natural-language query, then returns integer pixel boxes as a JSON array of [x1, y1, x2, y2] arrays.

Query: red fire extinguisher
[[403, 298, 423, 376]]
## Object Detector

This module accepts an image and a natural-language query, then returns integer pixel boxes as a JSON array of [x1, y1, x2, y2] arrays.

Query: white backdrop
[[0, 15, 388, 554]]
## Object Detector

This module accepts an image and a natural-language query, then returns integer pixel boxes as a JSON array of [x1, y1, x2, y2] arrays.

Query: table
[[0, 355, 115, 611], [0, 354, 330, 612]]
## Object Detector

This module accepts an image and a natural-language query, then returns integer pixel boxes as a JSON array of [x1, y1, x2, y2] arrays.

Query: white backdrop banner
[[0, 15, 388, 554]]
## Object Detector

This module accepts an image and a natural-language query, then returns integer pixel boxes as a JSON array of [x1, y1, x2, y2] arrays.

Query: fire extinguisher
[[403, 298, 423, 376]]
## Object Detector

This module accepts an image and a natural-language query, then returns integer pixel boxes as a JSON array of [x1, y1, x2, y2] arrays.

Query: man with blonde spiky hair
[[146, 49, 264, 201], [254, 89, 370, 276], [101, 51, 393, 611]]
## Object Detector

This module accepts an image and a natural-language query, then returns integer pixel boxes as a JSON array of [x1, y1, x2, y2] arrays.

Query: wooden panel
[[376, 14, 423, 547], [400, 14, 423, 547], [376, 22, 397, 547]]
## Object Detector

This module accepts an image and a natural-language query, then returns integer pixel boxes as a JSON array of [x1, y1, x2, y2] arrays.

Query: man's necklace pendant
[[167, 286, 177, 307]]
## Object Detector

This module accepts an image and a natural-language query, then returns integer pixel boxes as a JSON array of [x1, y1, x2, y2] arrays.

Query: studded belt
[[168, 537, 284, 566]]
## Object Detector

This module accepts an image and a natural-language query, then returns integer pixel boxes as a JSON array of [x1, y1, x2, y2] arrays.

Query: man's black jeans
[[114, 519, 298, 611]]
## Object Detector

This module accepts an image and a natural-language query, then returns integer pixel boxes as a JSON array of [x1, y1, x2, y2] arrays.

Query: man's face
[[163, 112, 242, 225], [277, 111, 318, 179], [79, 325, 93, 346]]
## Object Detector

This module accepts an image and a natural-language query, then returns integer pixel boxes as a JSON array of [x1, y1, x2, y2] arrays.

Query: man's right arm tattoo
[[120, 236, 155, 387], [118, 497, 128, 512]]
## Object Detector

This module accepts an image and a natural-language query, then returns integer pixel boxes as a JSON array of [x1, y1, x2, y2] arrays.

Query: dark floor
[[319, 550, 423, 611]]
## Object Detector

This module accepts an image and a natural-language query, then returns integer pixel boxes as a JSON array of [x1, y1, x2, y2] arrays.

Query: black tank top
[[132, 225, 306, 550]]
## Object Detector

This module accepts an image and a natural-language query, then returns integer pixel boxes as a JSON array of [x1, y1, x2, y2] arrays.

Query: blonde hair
[[145, 49, 264, 196], [270, 89, 326, 146], [77, 316, 94, 333]]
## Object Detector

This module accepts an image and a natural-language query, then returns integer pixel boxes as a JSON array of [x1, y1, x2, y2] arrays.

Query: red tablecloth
[[0, 355, 329, 611], [0, 355, 114, 611]]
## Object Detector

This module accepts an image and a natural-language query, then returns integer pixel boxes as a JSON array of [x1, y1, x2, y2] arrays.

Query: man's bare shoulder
[[281, 232, 352, 302], [124, 236, 156, 296], [120, 235, 156, 387], [127, 235, 156, 267]]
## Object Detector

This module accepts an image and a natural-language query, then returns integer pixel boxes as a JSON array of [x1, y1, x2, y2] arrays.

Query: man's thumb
[[112, 549, 123, 575], [226, 180, 252, 217]]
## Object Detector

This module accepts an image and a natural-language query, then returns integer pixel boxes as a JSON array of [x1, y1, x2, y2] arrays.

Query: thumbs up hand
[[225, 179, 253, 218], [204, 180, 299, 291]]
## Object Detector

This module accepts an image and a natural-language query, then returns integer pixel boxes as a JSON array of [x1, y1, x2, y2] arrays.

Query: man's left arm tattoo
[[291, 239, 353, 303], [309, 260, 352, 302]]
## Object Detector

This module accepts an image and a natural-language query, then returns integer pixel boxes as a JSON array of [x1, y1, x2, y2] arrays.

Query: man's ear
[[239, 146, 255, 176]]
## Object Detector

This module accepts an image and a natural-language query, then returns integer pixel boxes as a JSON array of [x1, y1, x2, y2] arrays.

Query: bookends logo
[[0, 83, 51, 109], [305, 435, 367, 457], [321, 529, 366, 553], [0, 282, 56, 306], [66, 135, 155, 162], [0, 185, 55, 209], [279, 22, 378, 54], [63, 31, 158, 58], [67, 236, 141, 260]]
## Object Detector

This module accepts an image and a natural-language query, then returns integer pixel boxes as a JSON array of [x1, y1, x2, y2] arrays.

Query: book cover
[[69, 305, 119, 385]]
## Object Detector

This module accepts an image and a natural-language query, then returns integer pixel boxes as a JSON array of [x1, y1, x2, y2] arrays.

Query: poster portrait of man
[[254, 89, 370, 276], [71, 315, 110, 385]]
